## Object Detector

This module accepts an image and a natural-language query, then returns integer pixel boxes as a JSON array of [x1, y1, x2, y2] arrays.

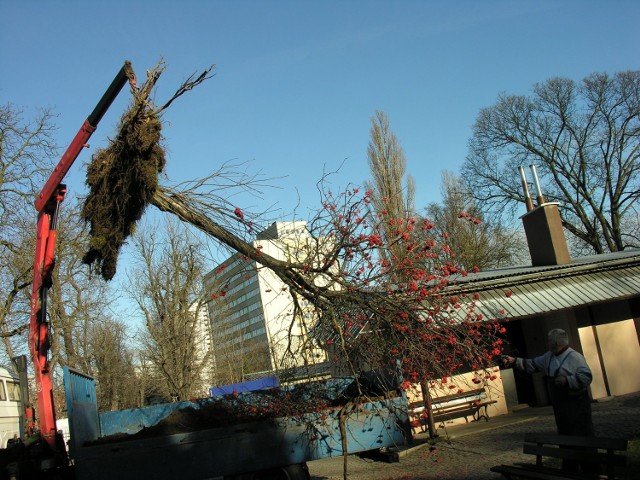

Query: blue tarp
[[209, 376, 279, 397]]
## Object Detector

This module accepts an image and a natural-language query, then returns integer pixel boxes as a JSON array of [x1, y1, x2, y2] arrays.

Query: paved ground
[[307, 392, 640, 480]]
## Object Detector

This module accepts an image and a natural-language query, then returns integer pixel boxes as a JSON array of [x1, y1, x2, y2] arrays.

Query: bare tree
[[132, 353, 166, 407], [0, 104, 58, 214], [47, 204, 124, 374], [47, 209, 137, 412], [0, 215, 32, 361], [0, 102, 140, 416], [129, 220, 214, 401], [426, 171, 526, 270], [25, 201, 134, 413], [464, 70, 640, 254], [88, 318, 139, 411], [0, 104, 71, 358], [0, 104, 58, 363]]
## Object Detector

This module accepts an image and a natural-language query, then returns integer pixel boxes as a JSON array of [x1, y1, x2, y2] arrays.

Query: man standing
[[502, 328, 594, 437]]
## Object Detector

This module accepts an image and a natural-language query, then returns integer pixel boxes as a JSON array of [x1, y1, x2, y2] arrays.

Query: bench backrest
[[523, 434, 627, 478], [432, 387, 486, 405], [409, 386, 486, 410]]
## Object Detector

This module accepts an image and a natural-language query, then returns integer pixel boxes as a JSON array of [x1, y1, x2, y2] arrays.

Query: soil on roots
[[82, 104, 165, 280]]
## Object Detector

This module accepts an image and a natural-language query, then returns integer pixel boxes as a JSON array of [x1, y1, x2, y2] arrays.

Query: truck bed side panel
[[64, 368, 408, 480], [74, 402, 407, 480]]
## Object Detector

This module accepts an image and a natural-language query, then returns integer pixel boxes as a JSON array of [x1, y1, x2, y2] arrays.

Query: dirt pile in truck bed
[[85, 373, 402, 446], [87, 386, 340, 445], [139, 391, 328, 438]]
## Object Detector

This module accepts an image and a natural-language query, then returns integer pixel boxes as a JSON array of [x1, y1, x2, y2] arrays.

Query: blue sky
[[2, 1, 639, 233]]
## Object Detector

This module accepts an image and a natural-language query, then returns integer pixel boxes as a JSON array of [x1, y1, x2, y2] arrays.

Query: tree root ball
[[82, 105, 165, 280]]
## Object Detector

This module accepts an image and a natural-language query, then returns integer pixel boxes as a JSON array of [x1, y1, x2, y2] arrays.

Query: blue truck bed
[[63, 368, 410, 480]]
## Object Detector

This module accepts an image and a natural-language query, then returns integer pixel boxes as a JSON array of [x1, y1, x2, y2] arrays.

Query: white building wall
[[580, 302, 640, 398], [206, 221, 327, 380], [190, 302, 216, 396]]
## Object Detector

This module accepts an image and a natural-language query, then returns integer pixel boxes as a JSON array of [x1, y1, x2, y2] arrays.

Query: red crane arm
[[29, 61, 135, 452]]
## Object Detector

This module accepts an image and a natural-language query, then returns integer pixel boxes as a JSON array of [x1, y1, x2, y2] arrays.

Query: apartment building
[[204, 221, 327, 383]]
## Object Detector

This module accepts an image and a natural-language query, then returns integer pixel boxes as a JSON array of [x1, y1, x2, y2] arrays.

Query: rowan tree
[[464, 70, 640, 254], [153, 184, 504, 391], [80, 60, 506, 401], [360, 113, 494, 398]]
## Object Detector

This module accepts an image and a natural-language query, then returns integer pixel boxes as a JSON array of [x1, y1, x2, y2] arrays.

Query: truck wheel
[[227, 463, 310, 480]]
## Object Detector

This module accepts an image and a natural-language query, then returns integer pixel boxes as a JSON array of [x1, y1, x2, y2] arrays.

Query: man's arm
[[503, 353, 548, 374]]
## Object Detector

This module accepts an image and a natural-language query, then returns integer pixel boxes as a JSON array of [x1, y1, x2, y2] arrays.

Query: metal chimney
[[529, 165, 546, 206], [519, 166, 534, 212], [520, 165, 571, 266]]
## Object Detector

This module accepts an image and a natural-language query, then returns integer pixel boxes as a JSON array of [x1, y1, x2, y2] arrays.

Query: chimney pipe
[[529, 165, 546, 206], [521, 165, 570, 266], [519, 166, 534, 212]]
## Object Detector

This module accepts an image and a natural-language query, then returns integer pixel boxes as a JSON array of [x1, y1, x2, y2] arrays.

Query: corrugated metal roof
[[310, 251, 640, 336], [447, 250, 640, 320]]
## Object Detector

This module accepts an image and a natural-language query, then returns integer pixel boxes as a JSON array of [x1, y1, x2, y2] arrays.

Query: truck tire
[[226, 463, 310, 480]]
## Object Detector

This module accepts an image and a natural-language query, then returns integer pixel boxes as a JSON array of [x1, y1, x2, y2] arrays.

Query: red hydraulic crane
[[29, 61, 135, 454]]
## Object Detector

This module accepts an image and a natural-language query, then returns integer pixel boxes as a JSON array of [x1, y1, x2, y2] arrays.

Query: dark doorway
[[501, 320, 539, 406]]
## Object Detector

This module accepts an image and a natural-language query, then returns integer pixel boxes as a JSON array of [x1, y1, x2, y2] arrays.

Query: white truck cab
[[0, 367, 21, 448]]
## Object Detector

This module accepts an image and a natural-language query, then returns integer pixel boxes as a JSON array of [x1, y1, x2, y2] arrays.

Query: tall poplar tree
[[364, 111, 416, 273]]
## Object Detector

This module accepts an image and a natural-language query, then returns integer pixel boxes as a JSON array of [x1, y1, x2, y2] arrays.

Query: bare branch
[[156, 65, 216, 114]]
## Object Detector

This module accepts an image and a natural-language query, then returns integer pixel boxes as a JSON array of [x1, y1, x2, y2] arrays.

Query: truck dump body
[[63, 368, 409, 480]]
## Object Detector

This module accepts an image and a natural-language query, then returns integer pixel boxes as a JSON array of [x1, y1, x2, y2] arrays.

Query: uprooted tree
[[81, 61, 505, 407]]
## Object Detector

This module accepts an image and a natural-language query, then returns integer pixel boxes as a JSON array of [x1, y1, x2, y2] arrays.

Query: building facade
[[404, 200, 640, 436], [449, 202, 640, 408], [204, 221, 327, 384], [191, 301, 216, 396]]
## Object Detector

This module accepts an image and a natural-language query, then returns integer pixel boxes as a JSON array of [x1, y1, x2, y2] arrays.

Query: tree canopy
[[0, 102, 140, 413], [0, 103, 57, 361], [426, 171, 525, 270], [364, 111, 417, 280], [130, 220, 214, 401], [463, 70, 640, 254]]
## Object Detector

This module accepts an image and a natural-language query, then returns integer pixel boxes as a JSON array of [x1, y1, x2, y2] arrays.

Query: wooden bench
[[491, 433, 628, 480], [409, 387, 498, 432]]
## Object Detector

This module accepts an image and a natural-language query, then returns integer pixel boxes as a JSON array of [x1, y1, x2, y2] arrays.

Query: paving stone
[[308, 392, 640, 480]]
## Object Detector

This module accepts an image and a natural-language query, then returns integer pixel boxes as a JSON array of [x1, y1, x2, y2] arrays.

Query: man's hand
[[502, 355, 516, 367], [554, 375, 568, 387]]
